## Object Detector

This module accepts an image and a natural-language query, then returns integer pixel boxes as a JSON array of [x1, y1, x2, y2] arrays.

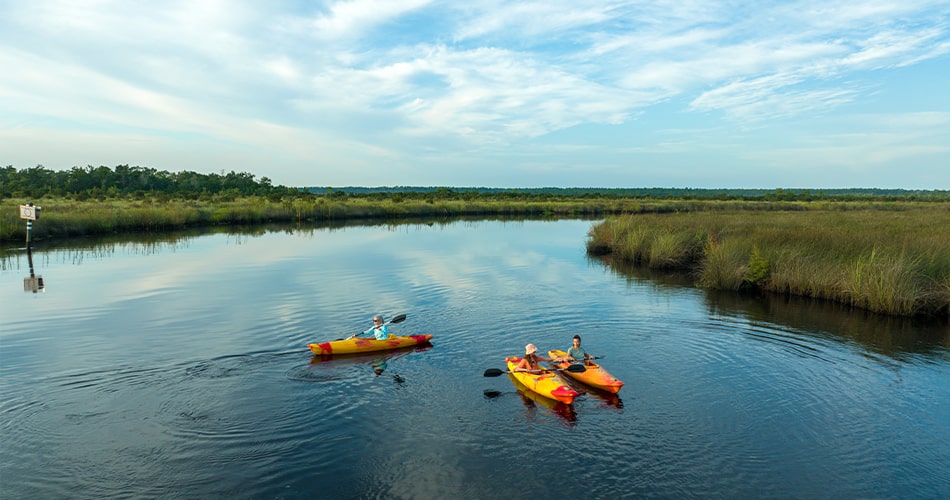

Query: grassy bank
[[587, 205, 950, 317], [0, 197, 578, 240], [0, 196, 821, 242]]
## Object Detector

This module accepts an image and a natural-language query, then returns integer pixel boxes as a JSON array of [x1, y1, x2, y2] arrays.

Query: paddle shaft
[[483, 364, 586, 377]]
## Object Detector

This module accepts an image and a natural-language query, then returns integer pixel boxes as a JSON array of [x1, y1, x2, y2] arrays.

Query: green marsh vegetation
[[4, 164, 885, 241], [0, 194, 617, 240], [587, 205, 950, 318]]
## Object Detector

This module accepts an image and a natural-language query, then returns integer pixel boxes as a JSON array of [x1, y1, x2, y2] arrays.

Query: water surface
[[1, 220, 948, 498]]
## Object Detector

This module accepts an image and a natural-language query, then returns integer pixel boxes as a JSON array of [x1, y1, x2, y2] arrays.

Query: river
[[1, 219, 948, 498]]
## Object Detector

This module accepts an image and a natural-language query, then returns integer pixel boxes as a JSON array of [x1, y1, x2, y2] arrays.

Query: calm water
[[1, 219, 948, 499]]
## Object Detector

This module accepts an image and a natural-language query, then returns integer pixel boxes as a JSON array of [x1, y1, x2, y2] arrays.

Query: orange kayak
[[308, 334, 433, 355], [548, 349, 624, 394], [505, 356, 579, 404]]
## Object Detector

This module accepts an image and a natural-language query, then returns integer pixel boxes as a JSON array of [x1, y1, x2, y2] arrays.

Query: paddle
[[483, 364, 586, 377], [551, 348, 602, 361], [345, 313, 407, 340], [568, 355, 603, 361]]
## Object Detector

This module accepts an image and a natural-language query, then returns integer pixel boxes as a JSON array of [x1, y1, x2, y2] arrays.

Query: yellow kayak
[[505, 356, 579, 404], [549, 349, 624, 394], [308, 334, 433, 356]]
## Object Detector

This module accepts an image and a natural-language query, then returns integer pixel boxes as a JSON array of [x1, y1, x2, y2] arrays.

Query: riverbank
[[586, 204, 950, 318], [0, 196, 822, 241], [0, 196, 571, 240], [0, 195, 948, 243]]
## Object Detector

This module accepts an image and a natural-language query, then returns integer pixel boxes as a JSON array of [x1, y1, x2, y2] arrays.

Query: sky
[[2, 1, 949, 189]]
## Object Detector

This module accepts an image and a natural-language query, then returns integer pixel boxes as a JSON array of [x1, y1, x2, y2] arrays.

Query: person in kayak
[[514, 343, 555, 372], [363, 315, 390, 340], [565, 335, 593, 364]]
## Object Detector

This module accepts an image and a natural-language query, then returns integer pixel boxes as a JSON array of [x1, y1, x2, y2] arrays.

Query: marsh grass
[[0, 196, 593, 241], [0, 196, 798, 242], [5, 196, 841, 241], [587, 205, 950, 317]]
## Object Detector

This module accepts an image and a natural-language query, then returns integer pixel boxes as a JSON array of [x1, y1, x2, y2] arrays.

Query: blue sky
[[2, 1, 948, 189]]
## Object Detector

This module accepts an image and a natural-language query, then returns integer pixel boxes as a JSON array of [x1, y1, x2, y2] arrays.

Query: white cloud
[[310, 0, 433, 40], [0, 0, 948, 187]]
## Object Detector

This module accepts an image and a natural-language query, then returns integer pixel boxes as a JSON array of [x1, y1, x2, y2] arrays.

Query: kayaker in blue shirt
[[363, 315, 390, 340], [565, 335, 592, 364]]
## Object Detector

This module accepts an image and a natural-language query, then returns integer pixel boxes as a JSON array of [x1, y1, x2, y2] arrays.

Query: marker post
[[19, 202, 45, 293], [19, 202, 41, 249]]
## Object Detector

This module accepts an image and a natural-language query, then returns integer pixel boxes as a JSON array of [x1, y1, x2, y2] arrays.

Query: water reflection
[[506, 373, 578, 425], [300, 345, 432, 382], [22, 247, 45, 293], [594, 254, 950, 356], [577, 384, 625, 410], [705, 290, 950, 355], [1, 215, 583, 258]]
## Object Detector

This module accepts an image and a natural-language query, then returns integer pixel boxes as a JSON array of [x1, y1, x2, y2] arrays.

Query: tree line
[[0, 165, 299, 200], [318, 185, 950, 202], [2, 164, 947, 202]]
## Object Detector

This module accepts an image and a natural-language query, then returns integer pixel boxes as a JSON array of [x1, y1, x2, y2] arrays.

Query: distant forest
[[2, 164, 947, 202], [0, 165, 297, 200], [316, 185, 949, 201]]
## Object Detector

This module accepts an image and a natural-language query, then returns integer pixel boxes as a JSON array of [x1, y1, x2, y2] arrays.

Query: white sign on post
[[19, 205, 40, 220]]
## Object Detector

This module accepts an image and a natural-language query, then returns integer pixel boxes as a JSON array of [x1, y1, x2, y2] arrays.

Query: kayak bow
[[548, 349, 624, 394]]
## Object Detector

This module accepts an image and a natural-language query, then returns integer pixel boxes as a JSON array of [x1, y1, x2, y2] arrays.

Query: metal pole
[[26, 219, 32, 250]]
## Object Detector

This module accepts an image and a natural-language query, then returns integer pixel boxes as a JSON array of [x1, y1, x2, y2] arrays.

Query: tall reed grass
[[0, 197, 565, 240], [0, 196, 813, 242], [587, 206, 950, 317]]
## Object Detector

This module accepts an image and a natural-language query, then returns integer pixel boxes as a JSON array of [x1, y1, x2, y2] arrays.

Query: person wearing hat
[[514, 343, 555, 372]]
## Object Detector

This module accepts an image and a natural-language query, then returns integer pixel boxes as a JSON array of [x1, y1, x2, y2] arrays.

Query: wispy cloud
[[1, 0, 947, 187]]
